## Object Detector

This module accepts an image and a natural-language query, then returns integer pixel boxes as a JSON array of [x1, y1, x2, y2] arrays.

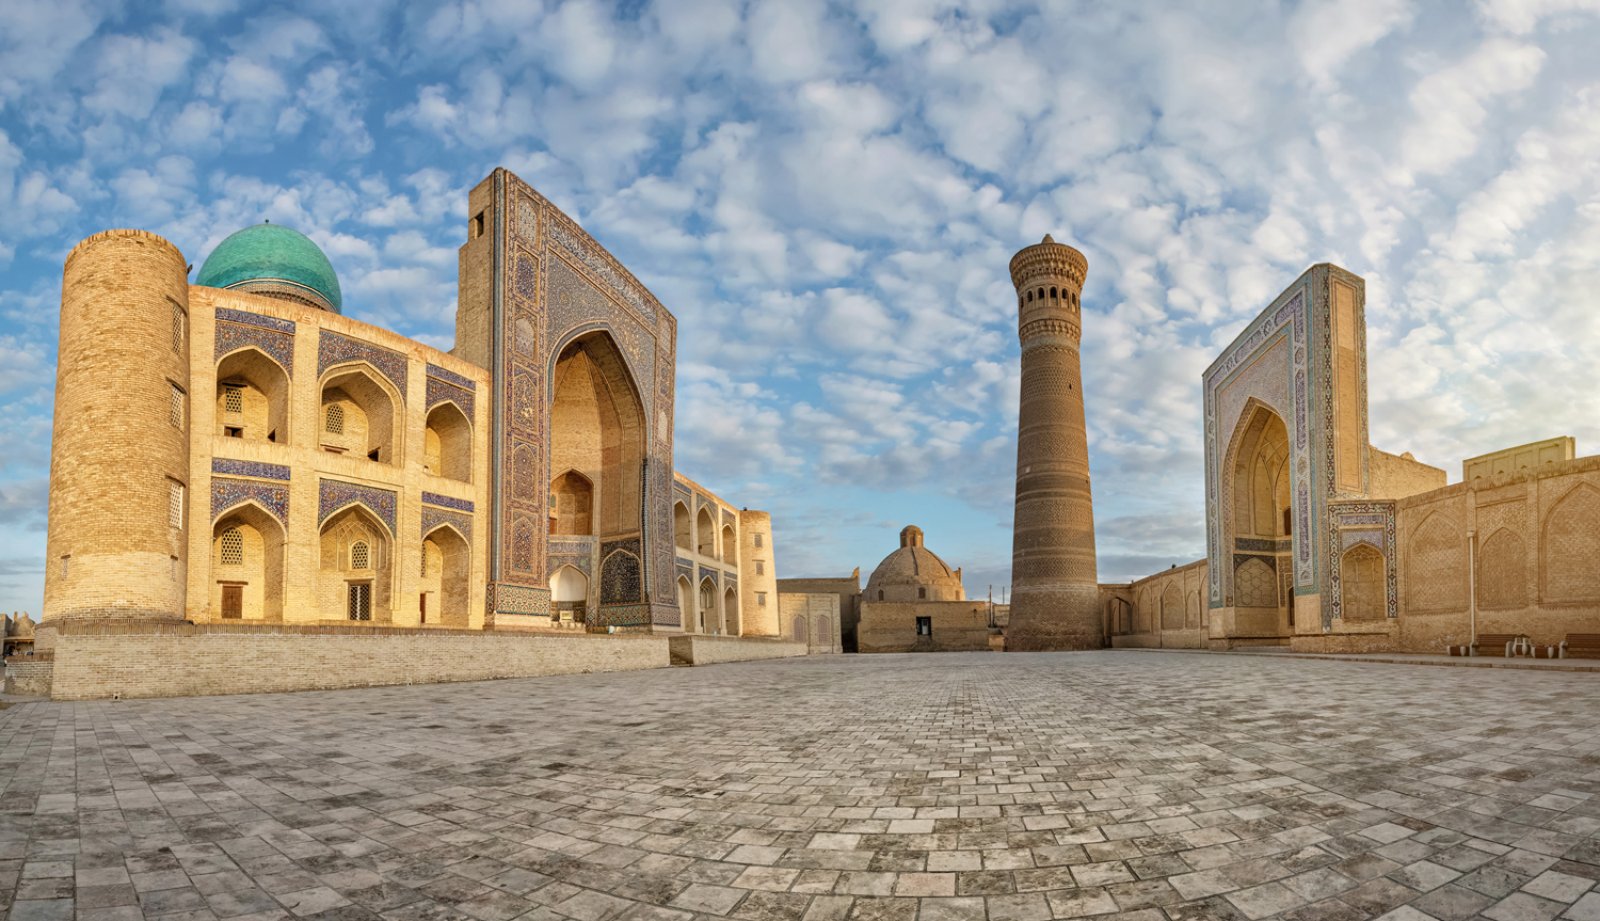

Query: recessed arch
[[1406, 510, 1465, 612], [1339, 542, 1386, 622], [422, 523, 470, 627], [1542, 483, 1600, 602], [724, 586, 739, 636], [720, 523, 735, 563], [1161, 583, 1183, 631], [424, 400, 472, 482], [673, 501, 691, 551], [550, 330, 647, 542], [676, 575, 692, 632], [319, 363, 402, 465], [549, 564, 590, 626], [216, 347, 290, 445], [699, 576, 718, 633], [696, 507, 716, 557], [319, 503, 392, 622], [211, 501, 284, 622], [1477, 527, 1527, 610], [550, 469, 595, 536]]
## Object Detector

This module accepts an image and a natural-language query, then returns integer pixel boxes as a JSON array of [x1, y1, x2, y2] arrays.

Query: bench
[[1560, 634, 1600, 659], [1470, 634, 1522, 657]]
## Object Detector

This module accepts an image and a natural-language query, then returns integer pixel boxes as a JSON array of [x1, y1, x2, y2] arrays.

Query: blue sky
[[5, 0, 1600, 615]]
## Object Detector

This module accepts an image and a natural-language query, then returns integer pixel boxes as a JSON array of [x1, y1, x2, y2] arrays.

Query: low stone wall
[[3, 659, 54, 696], [667, 634, 808, 666], [44, 622, 670, 700]]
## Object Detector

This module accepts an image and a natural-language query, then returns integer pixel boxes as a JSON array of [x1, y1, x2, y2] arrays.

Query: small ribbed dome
[[864, 525, 965, 603], [196, 223, 342, 313]]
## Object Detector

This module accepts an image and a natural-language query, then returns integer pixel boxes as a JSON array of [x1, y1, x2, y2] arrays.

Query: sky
[[5, 0, 1600, 614]]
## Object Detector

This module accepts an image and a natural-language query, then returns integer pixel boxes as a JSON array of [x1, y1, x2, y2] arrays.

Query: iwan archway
[[549, 330, 648, 628]]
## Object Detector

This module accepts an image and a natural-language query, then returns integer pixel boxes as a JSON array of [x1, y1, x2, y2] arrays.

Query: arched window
[[220, 527, 243, 566], [325, 404, 345, 435], [350, 540, 370, 570], [1050, 286, 1057, 299]]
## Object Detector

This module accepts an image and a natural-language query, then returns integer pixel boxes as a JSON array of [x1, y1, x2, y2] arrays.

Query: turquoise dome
[[196, 223, 342, 313]]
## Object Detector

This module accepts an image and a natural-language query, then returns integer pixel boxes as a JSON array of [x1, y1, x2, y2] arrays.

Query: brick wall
[[45, 622, 668, 700], [666, 635, 807, 665]]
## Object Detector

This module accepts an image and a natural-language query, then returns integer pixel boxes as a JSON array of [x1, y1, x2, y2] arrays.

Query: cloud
[[6, 0, 1600, 616]]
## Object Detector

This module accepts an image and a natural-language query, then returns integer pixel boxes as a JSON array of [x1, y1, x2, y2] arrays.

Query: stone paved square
[[3, 651, 1600, 920]]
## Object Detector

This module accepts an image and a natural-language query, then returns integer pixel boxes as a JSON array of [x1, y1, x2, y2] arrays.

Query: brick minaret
[[42, 230, 192, 651], [1006, 235, 1101, 650]]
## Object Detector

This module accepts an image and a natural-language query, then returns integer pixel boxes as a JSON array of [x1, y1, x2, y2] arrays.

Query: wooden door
[[221, 584, 242, 619]]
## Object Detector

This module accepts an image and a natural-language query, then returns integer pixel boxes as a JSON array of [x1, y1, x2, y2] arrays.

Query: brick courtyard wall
[[667, 635, 807, 665], [857, 600, 993, 653], [45, 622, 668, 700], [3, 660, 53, 696], [1110, 559, 1208, 649], [1393, 456, 1600, 653]]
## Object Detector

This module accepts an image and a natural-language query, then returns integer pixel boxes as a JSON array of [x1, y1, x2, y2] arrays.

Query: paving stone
[[5, 653, 1600, 921]]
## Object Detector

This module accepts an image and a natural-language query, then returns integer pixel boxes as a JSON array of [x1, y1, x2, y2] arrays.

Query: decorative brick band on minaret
[[1006, 235, 1101, 650]]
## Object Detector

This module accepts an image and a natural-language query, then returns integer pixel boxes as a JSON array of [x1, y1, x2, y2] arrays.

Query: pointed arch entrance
[[550, 331, 648, 620], [1223, 402, 1293, 638]]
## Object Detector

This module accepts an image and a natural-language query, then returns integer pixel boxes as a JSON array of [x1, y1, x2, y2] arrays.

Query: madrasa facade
[[29, 168, 793, 699], [1088, 262, 1600, 655]]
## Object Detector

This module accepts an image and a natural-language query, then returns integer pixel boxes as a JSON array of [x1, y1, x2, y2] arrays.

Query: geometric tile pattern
[[317, 478, 397, 535], [3, 652, 1599, 921]]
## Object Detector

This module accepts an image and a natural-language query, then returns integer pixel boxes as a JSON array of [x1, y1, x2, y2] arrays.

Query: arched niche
[[550, 470, 595, 536], [673, 501, 691, 551], [422, 524, 470, 627], [720, 523, 735, 563], [216, 348, 290, 445], [320, 364, 401, 465], [424, 401, 472, 482], [699, 578, 718, 634], [550, 564, 590, 625], [696, 507, 715, 557], [319, 504, 392, 622], [211, 502, 285, 622], [723, 586, 739, 636], [676, 575, 692, 632]]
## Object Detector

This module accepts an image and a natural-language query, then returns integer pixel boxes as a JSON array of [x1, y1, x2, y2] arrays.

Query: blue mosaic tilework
[[593, 603, 650, 628], [426, 371, 476, 419], [421, 492, 473, 512], [425, 380, 474, 420], [492, 583, 548, 616], [318, 330, 407, 394], [212, 458, 291, 481], [422, 506, 472, 543], [216, 311, 295, 374], [600, 539, 643, 604], [318, 478, 398, 535], [211, 478, 288, 526], [426, 363, 475, 391], [216, 307, 295, 334]]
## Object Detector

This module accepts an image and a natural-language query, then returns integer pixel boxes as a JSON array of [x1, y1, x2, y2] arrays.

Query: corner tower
[[1006, 235, 1101, 650], [42, 230, 192, 642]]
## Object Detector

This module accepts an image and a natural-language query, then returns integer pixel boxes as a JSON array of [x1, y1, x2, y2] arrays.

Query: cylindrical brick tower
[[42, 230, 192, 645], [738, 509, 779, 637], [1006, 234, 1101, 650]]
